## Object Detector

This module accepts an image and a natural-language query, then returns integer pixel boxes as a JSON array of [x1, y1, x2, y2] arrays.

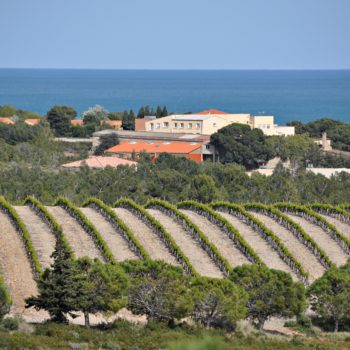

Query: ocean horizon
[[0, 68, 349, 125]]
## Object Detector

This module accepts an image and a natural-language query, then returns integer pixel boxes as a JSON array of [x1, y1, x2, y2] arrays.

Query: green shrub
[[1, 317, 19, 331], [0, 275, 11, 321]]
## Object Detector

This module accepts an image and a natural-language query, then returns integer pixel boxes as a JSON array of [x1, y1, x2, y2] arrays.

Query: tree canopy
[[190, 277, 247, 331], [308, 262, 350, 332], [94, 133, 120, 155], [230, 265, 306, 329], [124, 260, 193, 325], [210, 124, 274, 169], [46, 105, 77, 136]]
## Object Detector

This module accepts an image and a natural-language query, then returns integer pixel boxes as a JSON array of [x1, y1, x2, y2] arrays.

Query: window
[[155, 123, 160, 129], [163, 122, 169, 128], [196, 123, 201, 129], [213, 123, 217, 127], [180, 123, 184, 128], [150, 123, 154, 130], [188, 123, 192, 129], [173, 122, 178, 128]]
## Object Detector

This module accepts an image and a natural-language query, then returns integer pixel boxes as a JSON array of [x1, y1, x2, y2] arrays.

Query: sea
[[0, 69, 350, 125]]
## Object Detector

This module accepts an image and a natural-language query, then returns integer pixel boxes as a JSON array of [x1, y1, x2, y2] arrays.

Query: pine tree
[[26, 237, 78, 323], [137, 107, 145, 119], [74, 258, 128, 327], [156, 105, 162, 118], [161, 106, 168, 117]]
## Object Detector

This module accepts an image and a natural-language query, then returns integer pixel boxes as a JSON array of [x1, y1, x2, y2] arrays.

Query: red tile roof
[[62, 156, 137, 169], [106, 141, 201, 155], [197, 109, 228, 115], [71, 120, 84, 126], [25, 118, 41, 126], [0, 117, 15, 125]]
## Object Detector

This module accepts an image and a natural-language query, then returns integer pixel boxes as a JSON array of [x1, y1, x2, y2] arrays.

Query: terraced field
[[0, 199, 349, 321]]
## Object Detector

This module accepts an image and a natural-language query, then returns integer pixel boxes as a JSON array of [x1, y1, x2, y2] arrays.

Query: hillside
[[0, 198, 349, 322]]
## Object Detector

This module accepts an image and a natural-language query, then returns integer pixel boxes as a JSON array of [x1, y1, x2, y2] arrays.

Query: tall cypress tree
[[26, 237, 78, 323], [161, 106, 168, 117], [156, 105, 162, 118]]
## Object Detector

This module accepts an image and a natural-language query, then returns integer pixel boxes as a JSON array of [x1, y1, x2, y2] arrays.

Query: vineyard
[[0, 196, 349, 322]]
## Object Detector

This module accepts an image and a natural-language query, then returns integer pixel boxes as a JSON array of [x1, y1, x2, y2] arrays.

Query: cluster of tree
[[211, 123, 350, 171], [0, 104, 41, 121], [46, 104, 170, 135], [0, 121, 45, 145], [26, 236, 350, 333], [46, 105, 116, 138], [1, 149, 350, 204], [210, 124, 275, 169], [288, 118, 350, 152], [0, 124, 89, 168], [120, 105, 169, 131], [137, 105, 168, 119], [26, 238, 305, 330]]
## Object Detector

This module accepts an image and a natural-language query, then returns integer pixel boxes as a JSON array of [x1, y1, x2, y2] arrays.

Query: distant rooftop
[[0, 117, 15, 125], [93, 129, 210, 142], [197, 109, 228, 115], [25, 118, 41, 126], [62, 156, 137, 169], [106, 141, 201, 155]]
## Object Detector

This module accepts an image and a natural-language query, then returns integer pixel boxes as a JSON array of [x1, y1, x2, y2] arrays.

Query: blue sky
[[1, 0, 349, 69]]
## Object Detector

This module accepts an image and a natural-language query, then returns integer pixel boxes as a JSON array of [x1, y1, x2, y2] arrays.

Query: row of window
[[150, 122, 202, 130], [257, 124, 271, 129]]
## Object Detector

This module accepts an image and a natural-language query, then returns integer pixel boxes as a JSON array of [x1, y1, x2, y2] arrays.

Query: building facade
[[136, 110, 295, 136]]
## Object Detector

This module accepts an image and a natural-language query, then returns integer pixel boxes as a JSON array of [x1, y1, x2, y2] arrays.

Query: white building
[[136, 109, 295, 136]]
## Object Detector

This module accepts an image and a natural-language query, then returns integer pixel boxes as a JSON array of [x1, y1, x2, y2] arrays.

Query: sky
[[1, 0, 350, 69]]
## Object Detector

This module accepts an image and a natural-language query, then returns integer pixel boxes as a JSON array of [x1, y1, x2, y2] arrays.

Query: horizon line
[[1, 67, 350, 71]]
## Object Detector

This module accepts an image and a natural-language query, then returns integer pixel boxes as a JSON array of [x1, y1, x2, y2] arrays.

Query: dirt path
[[146, 209, 223, 278], [249, 212, 326, 282], [45, 206, 103, 260], [114, 208, 178, 265], [14, 206, 56, 269], [179, 209, 250, 267], [218, 211, 297, 280], [0, 211, 48, 320], [80, 207, 137, 261], [286, 214, 349, 267], [319, 214, 350, 240]]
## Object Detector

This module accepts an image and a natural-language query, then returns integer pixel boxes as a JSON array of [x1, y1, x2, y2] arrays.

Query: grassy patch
[[0, 321, 349, 350]]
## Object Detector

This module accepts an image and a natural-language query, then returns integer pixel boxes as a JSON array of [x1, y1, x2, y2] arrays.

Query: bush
[[1, 317, 19, 331], [0, 276, 11, 321]]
